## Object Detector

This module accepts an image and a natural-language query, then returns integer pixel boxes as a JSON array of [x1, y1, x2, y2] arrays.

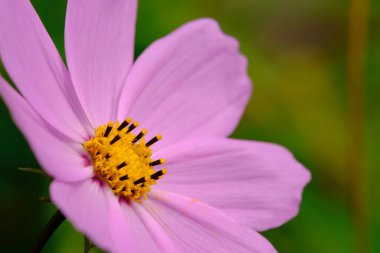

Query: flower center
[[84, 118, 167, 201]]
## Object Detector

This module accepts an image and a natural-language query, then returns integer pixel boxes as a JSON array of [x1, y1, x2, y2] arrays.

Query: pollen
[[83, 118, 167, 201]]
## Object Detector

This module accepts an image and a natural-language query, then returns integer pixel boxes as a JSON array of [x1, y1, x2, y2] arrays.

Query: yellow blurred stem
[[347, 0, 370, 252]]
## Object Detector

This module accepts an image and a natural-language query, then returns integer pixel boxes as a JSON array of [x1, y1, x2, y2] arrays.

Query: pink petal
[[143, 190, 277, 253], [50, 179, 162, 253], [0, 77, 92, 182], [51, 182, 275, 252], [117, 19, 251, 148], [114, 198, 178, 253], [65, 0, 137, 126], [154, 138, 311, 231], [50, 179, 125, 253], [0, 0, 91, 140]]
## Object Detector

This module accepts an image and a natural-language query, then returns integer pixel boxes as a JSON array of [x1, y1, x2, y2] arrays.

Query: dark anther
[[134, 177, 146, 185], [127, 123, 138, 133], [117, 162, 127, 169], [117, 120, 130, 131], [105, 153, 111, 159], [120, 175, 129, 181], [110, 135, 121, 145], [132, 131, 145, 143], [146, 136, 160, 147], [150, 170, 164, 180], [104, 125, 113, 137], [149, 159, 163, 167]]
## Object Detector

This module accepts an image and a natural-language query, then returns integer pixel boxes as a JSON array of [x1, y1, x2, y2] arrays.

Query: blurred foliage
[[0, 0, 379, 252]]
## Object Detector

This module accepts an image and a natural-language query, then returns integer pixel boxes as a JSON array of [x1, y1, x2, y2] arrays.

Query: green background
[[0, 0, 379, 252]]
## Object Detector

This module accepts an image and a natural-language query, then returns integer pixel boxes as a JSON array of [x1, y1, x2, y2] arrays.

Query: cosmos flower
[[0, 0, 310, 252]]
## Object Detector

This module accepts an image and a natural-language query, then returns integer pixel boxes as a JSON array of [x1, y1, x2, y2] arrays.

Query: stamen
[[120, 175, 129, 181], [146, 134, 162, 147], [83, 118, 166, 202], [150, 169, 167, 180], [103, 124, 113, 137], [132, 129, 147, 144], [149, 158, 166, 167], [117, 117, 132, 131], [117, 162, 127, 169], [134, 177, 146, 185], [127, 122, 139, 133], [110, 135, 121, 145]]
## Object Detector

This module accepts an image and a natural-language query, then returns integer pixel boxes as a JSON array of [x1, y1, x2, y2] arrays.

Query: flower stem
[[30, 210, 65, 253], [84, 236, 93, 253], [18, 167, 51, 178]]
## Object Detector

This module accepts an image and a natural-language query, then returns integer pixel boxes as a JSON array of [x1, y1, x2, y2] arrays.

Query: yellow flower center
[[83, 118, 167, 201]]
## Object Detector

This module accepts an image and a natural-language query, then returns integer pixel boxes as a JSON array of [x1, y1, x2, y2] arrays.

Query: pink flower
[[0, 0, 310, 252]]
